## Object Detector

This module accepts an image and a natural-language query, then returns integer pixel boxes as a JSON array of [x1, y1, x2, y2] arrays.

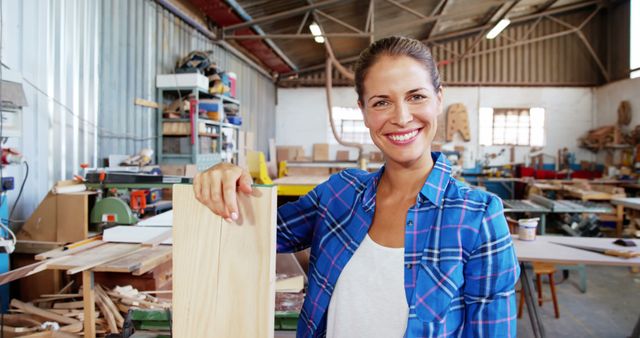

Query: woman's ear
[[435, 87, 444, 116]]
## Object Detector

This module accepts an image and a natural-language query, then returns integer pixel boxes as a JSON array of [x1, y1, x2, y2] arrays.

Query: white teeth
[[388, 130, 418, 142]]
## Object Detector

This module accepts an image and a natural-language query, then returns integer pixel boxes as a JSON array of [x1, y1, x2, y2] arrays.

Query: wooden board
[[47, 243, 141, 271], [103, 226, 172, 245], [93, 246, 172, 273], [136, 211, 173, 227], [172, 184, 277, 338]]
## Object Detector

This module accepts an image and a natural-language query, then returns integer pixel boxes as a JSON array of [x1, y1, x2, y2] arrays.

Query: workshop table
[[611, 197, 640, 236], [513, 235, 640, 338]]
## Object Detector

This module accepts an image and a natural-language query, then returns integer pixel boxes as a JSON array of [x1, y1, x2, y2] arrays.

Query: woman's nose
[[391, 102, 413, 126]]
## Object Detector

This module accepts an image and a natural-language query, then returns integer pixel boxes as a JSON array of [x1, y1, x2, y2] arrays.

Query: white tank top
[[326, 234, 409, 338]]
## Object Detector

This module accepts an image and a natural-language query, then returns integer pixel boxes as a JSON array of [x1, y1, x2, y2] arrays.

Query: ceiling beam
[[225, 0, 298, 71], [384, 0, 427, 19], [425, 0, 450, 39], [315, 9, 364, 33], [224, 33, 372, 40], [283, 0, 602, 76], [425, 0, 601, 43], [536, 0, 560, 12], [222, 0, 344, 33], [456, 0, 520, 61]]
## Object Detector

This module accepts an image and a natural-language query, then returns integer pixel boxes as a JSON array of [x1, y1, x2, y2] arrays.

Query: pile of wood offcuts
[[3, 283, 170, 337]]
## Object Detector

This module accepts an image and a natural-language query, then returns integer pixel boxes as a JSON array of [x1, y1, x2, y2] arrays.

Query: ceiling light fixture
[[486, 19, 511, 39], [309, 22, 325, 43]]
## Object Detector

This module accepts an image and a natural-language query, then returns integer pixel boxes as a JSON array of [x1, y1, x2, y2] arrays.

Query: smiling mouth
[[385, 128, 421, 144]]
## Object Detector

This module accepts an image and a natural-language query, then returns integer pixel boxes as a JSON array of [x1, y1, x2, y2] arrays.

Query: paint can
[[518, 218, 539, 241]]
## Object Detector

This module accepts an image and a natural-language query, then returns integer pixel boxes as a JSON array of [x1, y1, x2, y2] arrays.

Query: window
[[479, 107, 545, 146], [632, 0, 640, 78], [329, 107, 373, 144]]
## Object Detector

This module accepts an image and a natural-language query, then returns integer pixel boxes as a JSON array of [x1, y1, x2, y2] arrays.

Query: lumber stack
[[4, 284, 170, 337]]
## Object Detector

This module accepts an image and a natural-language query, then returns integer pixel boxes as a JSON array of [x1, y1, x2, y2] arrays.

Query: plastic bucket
[[518, 218, 539, 241]]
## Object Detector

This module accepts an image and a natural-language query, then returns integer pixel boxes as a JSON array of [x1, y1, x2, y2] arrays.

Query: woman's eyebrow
[[406, 88, 427, 94], [367, 95, 389, 103]]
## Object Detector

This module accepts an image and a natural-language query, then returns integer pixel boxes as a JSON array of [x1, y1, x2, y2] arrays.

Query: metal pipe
[[154, 0, 216, 40], [324, 58, 364, 160]]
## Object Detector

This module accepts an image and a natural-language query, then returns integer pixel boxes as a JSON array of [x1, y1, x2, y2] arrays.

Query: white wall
[[594, 77, 640, 126], [276, 86, 596, 167]]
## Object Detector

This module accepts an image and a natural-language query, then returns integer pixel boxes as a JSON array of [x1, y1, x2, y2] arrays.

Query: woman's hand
[[193, 162, 253, 221]]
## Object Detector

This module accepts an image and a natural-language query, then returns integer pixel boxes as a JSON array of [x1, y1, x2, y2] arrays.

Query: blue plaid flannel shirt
[[276, 152, 520, 337]]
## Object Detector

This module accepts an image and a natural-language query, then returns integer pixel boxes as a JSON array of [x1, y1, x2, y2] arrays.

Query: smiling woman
[[194, 36, 520, 338]]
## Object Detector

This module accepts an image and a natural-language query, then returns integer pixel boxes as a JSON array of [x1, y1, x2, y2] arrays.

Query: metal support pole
[[520, 262, 546, 338]]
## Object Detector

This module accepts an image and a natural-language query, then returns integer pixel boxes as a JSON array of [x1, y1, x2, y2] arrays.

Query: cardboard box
[[336, 150, 350, 161], [277, 146, 305, 163], [160, 164, 198, 177], [313, 144, 329, 162]]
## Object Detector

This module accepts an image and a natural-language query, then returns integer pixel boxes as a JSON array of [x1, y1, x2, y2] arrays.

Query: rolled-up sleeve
[[462, 195, 520, 337], [276, 185, 322, 253]]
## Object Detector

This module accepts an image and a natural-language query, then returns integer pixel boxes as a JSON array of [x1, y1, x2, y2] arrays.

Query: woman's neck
[[379, 152, 435, 197]]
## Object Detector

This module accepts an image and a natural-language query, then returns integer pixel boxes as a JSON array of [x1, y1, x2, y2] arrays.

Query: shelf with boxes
[[156, 73, 241, 171]]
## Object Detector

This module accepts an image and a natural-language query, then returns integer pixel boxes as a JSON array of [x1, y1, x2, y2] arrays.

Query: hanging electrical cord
[[9, 161, 28, 228]]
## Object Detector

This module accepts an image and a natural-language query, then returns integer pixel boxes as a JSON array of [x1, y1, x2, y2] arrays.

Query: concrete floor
[[517, 265, 640, 338]]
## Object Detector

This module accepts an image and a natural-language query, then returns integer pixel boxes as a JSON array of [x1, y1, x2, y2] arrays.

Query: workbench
[[36, 241, 172, 338], [502, 199, 551, 234], [272, 175, 330, 196], [513, 235, 640, 338], [611, 197, 640, 237]]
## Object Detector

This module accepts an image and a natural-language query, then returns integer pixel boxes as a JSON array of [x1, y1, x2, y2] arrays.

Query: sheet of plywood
[[136, 211, 173, 227], [172, 184, 277, 338]]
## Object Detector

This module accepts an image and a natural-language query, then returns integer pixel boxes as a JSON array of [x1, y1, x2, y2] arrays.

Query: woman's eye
[[409, 94, 426, 101], [373, 100, 389, 107]]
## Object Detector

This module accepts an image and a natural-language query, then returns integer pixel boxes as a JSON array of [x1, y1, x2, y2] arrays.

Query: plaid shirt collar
[[362, 152, 452, 213]]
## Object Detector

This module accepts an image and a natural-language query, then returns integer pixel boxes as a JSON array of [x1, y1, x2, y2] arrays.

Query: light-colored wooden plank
[[172, 184, 277, 338], [134, 98, 160, 109], [82, 271, 96, 338], [103, 226, 172, 245], [10, 299, 79, 325], [132, 248, 173, 276], [46, 243, 141, 273], [94, 246, 171, 273], [96, 285, 124, 328], [53, 301, 84, 309], [35, 240, 105, 261], [94, 286, 117, 333]]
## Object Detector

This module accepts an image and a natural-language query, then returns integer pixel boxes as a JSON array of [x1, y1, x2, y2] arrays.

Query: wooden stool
[[518, 262, 560, 319]]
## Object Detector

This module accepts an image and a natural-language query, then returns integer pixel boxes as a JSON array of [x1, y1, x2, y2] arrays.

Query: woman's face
[[359, 55, 443, 167]]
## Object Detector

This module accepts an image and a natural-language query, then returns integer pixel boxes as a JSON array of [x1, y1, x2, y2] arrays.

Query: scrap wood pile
[[4, 283, 170, 337], [579, 101, 640, 152]]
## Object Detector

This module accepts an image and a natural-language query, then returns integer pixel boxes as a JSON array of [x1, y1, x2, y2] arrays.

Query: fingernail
[[231, 212, 238, 220], [224, 218, 232, 223]]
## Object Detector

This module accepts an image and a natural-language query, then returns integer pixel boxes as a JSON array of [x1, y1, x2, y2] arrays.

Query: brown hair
[[354, 36, 441, 103]]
